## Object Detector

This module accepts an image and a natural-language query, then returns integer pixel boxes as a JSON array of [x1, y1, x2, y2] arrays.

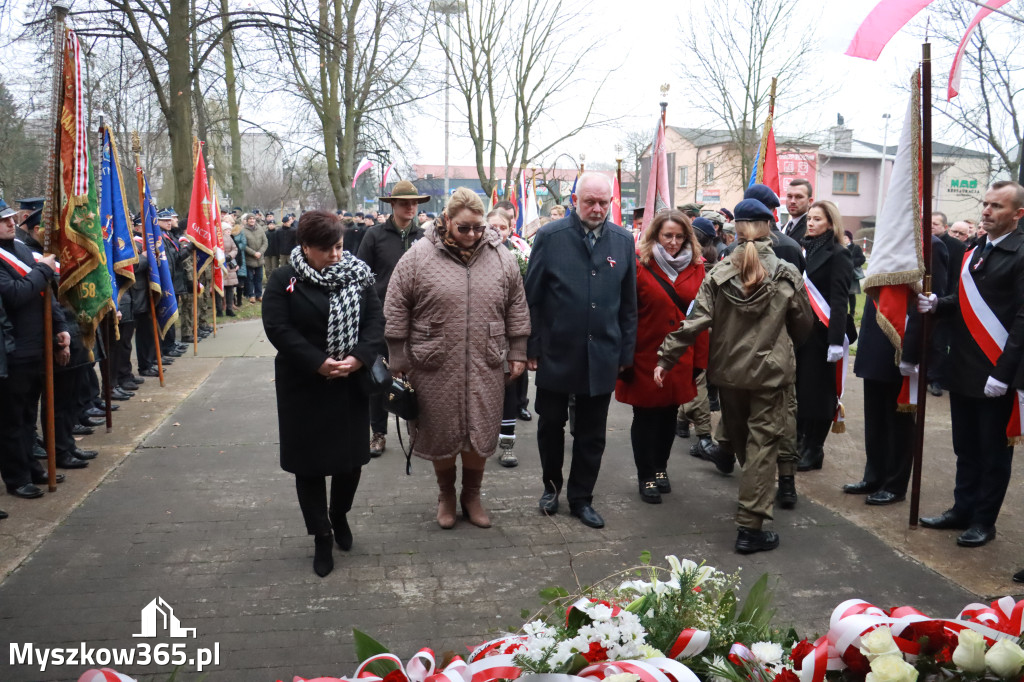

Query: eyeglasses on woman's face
[[455, 223, 487, 235]]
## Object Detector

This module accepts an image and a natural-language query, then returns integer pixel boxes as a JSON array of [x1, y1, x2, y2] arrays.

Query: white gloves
[[898, 361, 918, 377], [826, 345, 844, 363], [984, 376, 1009, 398], [917, 293, 938, 313]]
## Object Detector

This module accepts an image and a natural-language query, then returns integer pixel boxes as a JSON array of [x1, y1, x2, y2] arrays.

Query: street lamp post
[[430, 0, 463, 201], [875, 113, 891, 225]]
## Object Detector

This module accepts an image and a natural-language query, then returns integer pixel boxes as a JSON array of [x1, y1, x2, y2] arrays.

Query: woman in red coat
[[616, 209, 708, 504]]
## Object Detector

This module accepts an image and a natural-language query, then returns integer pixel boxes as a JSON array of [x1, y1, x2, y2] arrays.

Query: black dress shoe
[[866, 491, 905, 506], [56, 455, 88, 469], [539, 491, 559, 514], [0, 509, 7, 519], [164, 349, 184, 357], [638, 480, 662, 504], [654, 470, 671, 493], [225, 309, 236, 317], [735, 527, 780, 554], [80, 416, 106, 427], [777, 476, 797, 509], [797, 446, 824, 471], [919, 509, 970, 530], [7, 484, 44, 499], [160, 356, 174, 365], [112, 388, 133, 400], [139, 367, 160, 377], [517, 408, 532, 421], [313, 533, 334, 577], [676, 420, 690, 438], [1013, 568, 1024, 584], [128, 374, 146, 384], [72, 424, 95, 436], [32, 442, 47, 459], [843, 480, 880, 495], [571, 504, 605, 528], [94, 402, 119, 411], [31, 473, 65, 484], [84, 407, 106, 419], [120, 381, 141, 392], [72, 448, 98, 460], [175, 343, 190, 351], [929, 382, 943, 397], [957, 525, 996, 547]]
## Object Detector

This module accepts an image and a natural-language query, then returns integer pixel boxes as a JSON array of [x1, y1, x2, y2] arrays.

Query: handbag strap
[[644, 264, 689, 316], [395, 414, 416, 475]]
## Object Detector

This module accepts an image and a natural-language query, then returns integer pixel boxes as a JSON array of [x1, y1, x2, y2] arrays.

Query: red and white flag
[[644, 117, 671, 216], [611, 175, 623, 226], [862, 70, 924, 410]]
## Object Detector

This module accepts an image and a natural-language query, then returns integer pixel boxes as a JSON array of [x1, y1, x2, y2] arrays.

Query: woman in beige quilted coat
[[385, 187, 531, 529]]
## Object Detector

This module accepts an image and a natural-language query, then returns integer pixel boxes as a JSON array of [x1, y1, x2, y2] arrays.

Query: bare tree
[[922, 0, 1023, 179], [677, 0, 827, 190], [273, 0, 426, 210], [435, 0, 613, 196]]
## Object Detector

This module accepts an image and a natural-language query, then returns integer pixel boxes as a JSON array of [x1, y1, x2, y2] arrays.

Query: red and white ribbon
[[0, 245, 33, 276], [803, 273, 849, 426], [667, 628, 710, 660]]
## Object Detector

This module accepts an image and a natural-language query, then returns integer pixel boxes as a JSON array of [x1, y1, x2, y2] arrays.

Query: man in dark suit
[[525, 173, 638, 529], [781, 179, 812, 242], [918, 181, 1024, 549], [927, 212, 966, 396]]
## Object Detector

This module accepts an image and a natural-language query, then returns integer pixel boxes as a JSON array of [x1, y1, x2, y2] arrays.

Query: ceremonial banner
[[100, 127, 138, 308], [520, 170, 539, 237], [644, 117, 670, 216], [947, 0, 1012, 100], [139, 166, 179, 338], [611, 175, 623, 226], [862, 70, 924, 408], [845, 0, 934, 60], [749, 123, 780, 209], [208, 177, 225, 295], [56, 28, 114, 348], [186, 142, 216, 277]]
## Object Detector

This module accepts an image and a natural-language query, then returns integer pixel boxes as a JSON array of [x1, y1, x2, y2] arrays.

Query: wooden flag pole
[[131, 132, 165, 387], [755, 78, 777, 185], [191, 137, 200, 356], [42, 1, 70, 492], [909, 45, 934, 528]]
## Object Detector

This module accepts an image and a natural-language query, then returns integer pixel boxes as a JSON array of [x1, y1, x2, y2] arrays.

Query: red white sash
[[804, 273, 849, 427], [958, 247, 1024, 443], [0, 244, 32, 276]]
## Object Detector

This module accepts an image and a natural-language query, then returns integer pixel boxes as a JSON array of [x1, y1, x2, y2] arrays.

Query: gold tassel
[[896, 403, 917, 413], [1008, 436, 1023, 447], [832, 403, 846, 434]]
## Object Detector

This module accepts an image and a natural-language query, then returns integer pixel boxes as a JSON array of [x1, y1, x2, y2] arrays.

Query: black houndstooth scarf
[[289, 245, 375, 360]]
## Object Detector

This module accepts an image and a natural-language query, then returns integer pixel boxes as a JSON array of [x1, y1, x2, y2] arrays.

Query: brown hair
[[445, 187, 485, 218], [787, 178, 813, 198], [809, 200, 844, 242], [639, 209, 699, 266], [991, 180, 1024, 210], [297, 210, 344, 249], [485, 209, 510, 227], [734, 219, 771, 292]]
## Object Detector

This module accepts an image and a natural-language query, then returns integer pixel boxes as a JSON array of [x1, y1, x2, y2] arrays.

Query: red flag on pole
[[208, 178, 224, 295], [611, 175, 623, 226], [644, 117, 671, 215], [186, 143, 216, 276]]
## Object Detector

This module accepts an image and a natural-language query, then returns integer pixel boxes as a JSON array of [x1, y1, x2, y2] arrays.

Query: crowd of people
[[4, 171, 1023, 582]]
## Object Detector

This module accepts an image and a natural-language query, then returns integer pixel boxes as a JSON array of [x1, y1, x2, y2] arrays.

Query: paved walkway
[[0, 320, 1017, 681]]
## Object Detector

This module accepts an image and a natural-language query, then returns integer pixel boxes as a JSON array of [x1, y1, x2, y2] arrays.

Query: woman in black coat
[[844, 230, 866, 316], [796, 201, 855, 471], [262, 210, 385, 577]]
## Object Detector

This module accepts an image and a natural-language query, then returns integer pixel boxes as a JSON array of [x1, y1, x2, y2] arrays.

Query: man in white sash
[[917, 181, 1024, 549]]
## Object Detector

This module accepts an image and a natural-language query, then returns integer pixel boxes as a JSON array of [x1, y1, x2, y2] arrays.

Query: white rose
[[986, 639, 1024, 678], [866, 654, 919, 682], [952, 629, 987, 674], [860, 627, 902, 661]]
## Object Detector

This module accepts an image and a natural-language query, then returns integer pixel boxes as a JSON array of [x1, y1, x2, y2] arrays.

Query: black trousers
[[798, 417, 833, 449], [54, 367, 85, 457], [630, 405, 677, 481], [535, 387, 611, 509], [369, 348, 389, 435], [115, 320, 136, 384], [161, 320, 177, 355], [295, 469, 362, 536], [949, 391, 1016, 527], [0, 363, 46, 490], [135, 314, 157, 372], [516, 371, 529, 411], [501, 378, 518, 438], [861, 378, 914, 495]]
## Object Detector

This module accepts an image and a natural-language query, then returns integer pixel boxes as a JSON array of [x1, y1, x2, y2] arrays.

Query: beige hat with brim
[[380, 180, 431, 204]]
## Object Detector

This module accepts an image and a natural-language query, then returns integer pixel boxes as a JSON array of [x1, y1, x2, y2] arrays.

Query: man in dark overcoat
[[524, 172, 638, 529], [918, 181, 1024, 550]]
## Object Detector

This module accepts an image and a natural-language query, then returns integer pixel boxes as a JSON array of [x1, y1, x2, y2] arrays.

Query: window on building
[[703, 162, 714, 184], [833, 171, 859, 195], [678, 166, 688, 187]]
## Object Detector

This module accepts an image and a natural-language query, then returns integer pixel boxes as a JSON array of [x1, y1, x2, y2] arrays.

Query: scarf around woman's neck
[[436, 214, 482, 264], [288, 245, 375, 360], [801, 231, 833, 260], [652, 242, 693, 282]]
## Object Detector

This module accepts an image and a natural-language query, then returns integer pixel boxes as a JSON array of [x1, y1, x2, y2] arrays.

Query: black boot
[[735, 527, 780, 554], [333, 515, 353, 551], [675, 419, 690, 438], [313, 533, 334, 577], [777, 476, 797, 509], [796, 446, 824, 471]]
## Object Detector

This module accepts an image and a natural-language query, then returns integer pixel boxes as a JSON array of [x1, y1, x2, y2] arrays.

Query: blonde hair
[[639, 209, 699, 266], [734, 219, 772, 292], [549, 205, 565, 218], [445, 187, 484, 218], [810, 200, 844, 242]]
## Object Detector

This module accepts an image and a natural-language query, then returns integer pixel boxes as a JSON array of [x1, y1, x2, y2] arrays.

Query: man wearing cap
[[15, 198, 44, 227], [358, 180, 428, 456], [525, 172, 638, 529], [679, 203, 703, 219], [0, 198, 70, 500], [781, 180, 812, 241], [15, 208, 44, 253]]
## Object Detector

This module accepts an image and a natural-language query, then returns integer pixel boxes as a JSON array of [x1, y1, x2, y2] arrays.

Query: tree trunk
[[220, 0, 244, 208], [167, 0, 194, 213]]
